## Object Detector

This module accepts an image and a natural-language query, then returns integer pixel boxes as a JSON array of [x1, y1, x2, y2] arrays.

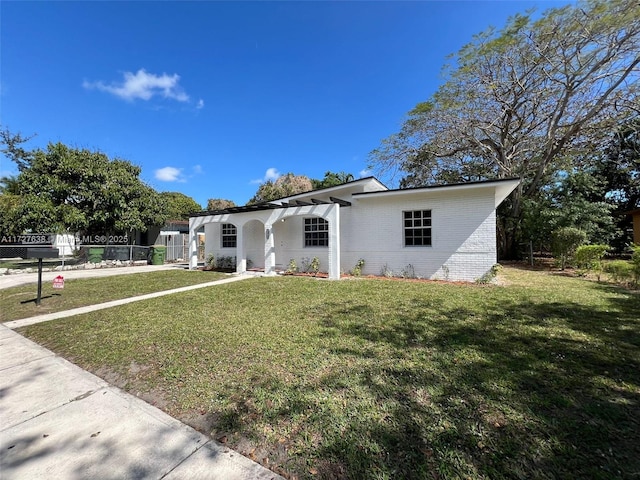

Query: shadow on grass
[[20, 293, 62, 305], [305, 288, 640, 479], [18, 276, 639, 480]]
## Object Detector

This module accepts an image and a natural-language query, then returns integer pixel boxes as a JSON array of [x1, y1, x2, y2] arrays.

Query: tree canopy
[[248, 173, 313, 204], [1, 129, 167, 236], [369, 0, 640, 257], [248, 171, 357, 205], [207, 198, 237, 211], [159, 191, 202, 220], [311, 171, 355, 189]]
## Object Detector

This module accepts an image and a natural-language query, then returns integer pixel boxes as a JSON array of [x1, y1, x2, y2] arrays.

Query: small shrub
[[477, 264, 502, 284], [351, 258, 365, 276], [631, 245, 640, 287], [300, 257, 311, 272], [203, 253, 216, 270], [380, 264, 393, 278], [574, 244, 609, 280], [604, 260, 634, 285], [216, 255, 236, 270], [286, 258, 298, 274], [310, 257, 320, 275], [400, 264, 416, 279], [551, 227, 587, 270], [441, 264, 450, 282]]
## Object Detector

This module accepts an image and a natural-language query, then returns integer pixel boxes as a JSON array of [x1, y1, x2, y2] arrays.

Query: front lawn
[[0, 270, 227, 322], [18, 266, 640, 479]]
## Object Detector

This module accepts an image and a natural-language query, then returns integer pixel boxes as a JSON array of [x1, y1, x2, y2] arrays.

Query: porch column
[[264, 223, 276, 275], [328, 204, 341, 280], [236, 223, 246, 274], [188, 217, 199, 270]]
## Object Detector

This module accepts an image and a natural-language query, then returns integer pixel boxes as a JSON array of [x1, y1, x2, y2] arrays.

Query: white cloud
[[196, 98, 205, 109], [251, 167, 281, 184], [192, 164, 203, 174], [359, 169, 371, 177], [83, 69, 189, 102], [155, 166, 185, 182], [264, 167, 280, 181]]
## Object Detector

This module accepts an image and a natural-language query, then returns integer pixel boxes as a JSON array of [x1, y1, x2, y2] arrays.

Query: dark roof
[[191, 196, 352, 217], [190, 176, 520, 217], [352, 177, 521, 197]]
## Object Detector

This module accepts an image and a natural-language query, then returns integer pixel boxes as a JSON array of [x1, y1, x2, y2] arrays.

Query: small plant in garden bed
[[285, 258, 298, 274], [203, 255, 236, 272], [297, 256, 321, 276], [350, 258, 365, 276], [380, 263, 393, 277], [215, 255, 236, 271], [476, 263, 501, 284], [203, 253, 216, 271], [284, 257, 327, 277], [310, 256, 320, 275], [400, 263, 416, 279]]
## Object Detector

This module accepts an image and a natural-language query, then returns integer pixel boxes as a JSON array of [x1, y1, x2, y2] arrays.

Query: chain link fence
[[75, 245, 151, 263], [0, 244, 153, 269], [0, 230, 202, 268]]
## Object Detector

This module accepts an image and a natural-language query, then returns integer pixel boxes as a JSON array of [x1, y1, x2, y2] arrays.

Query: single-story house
[[188, 177, 520, 281]]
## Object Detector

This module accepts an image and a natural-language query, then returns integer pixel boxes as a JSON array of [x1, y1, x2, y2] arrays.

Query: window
[[304, 217, 328, 247], [404, 210, 432, 246], [221, 223, 237, 248]]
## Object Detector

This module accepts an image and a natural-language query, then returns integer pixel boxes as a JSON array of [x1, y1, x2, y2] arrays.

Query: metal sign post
[[25, 248, 59, 305]]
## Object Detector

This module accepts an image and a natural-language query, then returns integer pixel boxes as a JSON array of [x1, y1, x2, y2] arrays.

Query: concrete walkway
[[0, 271, 283, 480]]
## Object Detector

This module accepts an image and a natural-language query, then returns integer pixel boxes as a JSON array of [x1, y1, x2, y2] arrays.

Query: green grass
[[17, 266, 640, 479], [0, 270, 227, 322]]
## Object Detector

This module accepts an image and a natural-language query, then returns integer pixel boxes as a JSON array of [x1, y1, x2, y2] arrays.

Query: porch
[[188, 198, 350, 280]]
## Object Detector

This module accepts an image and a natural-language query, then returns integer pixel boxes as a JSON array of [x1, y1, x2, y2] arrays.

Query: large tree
[[598, 118, 640, 211], [0, 176, 21, 235], [311, 171, 355, 189], [248, 173, 313, 204], [1, 130, 167, 236], [159, 191, 202, 220], [207, 198, 236, 211], [370, 0, 640, 257], [521, 169, 616, 251]]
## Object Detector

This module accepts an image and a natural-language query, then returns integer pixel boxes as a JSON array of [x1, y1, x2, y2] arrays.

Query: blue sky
[[1, 0, 570, 208]]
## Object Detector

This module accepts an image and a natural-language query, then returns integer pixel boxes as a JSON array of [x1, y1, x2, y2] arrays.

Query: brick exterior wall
[[195, 178, 516, 282], [340, 189, 496, 281]]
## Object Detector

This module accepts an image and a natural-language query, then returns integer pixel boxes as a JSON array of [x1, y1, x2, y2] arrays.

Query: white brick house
[[188, 177, 520, 281]]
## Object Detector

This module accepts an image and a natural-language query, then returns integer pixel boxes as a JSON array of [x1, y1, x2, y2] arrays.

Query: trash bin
[[88, 247, 104, 263], [150, 245, 166, 265]]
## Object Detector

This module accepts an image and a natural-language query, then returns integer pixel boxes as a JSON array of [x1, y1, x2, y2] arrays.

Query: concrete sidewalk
[[0, 274, 282, 480]]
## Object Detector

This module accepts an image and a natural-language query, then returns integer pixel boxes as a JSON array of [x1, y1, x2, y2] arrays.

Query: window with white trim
[[404, 210, 432, 246], [304, 217, 328, 247], [221, 223, 237, 248]]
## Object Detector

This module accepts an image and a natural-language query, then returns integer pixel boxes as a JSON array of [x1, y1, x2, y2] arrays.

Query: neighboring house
[[626, 208, 640, 245], [131, 221, 203, 262], [188, 177, 520, 281], [151, 221, 191, 262]]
